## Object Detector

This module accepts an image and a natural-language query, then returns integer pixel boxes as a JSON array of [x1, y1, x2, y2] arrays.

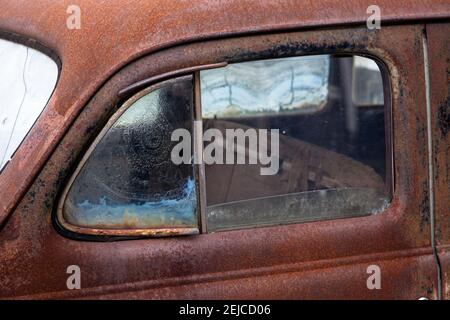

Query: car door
[[427, 22, 450, 300], [0, 24, 440, 299]]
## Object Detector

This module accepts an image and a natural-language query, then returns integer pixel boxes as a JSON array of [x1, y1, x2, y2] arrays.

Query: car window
[[60, 76, 199, 236], [59, 54, 391, 237], [200, 55, 390, 232], [0, 38, 58, 171]]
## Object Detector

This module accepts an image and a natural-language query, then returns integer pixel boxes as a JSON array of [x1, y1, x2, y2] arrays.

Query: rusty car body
[[0, 0, 449, 299]]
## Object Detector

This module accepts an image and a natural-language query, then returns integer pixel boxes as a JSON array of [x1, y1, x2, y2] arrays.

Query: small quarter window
[[59, 76, 199, 236]]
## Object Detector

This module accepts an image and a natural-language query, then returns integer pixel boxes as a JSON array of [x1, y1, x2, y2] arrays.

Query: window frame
[[56, 54, 393, 239]]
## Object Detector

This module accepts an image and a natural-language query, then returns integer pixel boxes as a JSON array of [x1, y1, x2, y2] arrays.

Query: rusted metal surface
[[0, 0, 449, 228], [426, 22, 450, 299], [441, 254, 450, 300], [0, 22, 441, 298], [119, 62, 228, 97], [7, 251, 441, 300]]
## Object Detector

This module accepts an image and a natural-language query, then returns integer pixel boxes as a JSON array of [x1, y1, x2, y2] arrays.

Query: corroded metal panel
[[427, 22, 450, 299], [0, 0, 449, 227]]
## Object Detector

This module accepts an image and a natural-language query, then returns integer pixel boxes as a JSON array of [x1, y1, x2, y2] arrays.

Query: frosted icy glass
[[0, 39, 58, 170], [63, 78, 198, 230]]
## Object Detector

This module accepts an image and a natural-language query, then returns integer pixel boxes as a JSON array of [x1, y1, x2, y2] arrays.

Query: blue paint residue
[[69, 178, 197, 229]]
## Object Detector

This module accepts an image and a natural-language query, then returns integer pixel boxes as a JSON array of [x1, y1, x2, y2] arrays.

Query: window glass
[[352, 56, 384, 105], [200, 55, 390, 232], [0, 38, 58, 170], [62, 77, 198, 233]]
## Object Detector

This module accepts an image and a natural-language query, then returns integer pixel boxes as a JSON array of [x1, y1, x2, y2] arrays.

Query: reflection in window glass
[[201, 55, 390, 232], [0, 38, 58, 170], [352, 56, 384, 105], [62, 78, 198, 232]]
